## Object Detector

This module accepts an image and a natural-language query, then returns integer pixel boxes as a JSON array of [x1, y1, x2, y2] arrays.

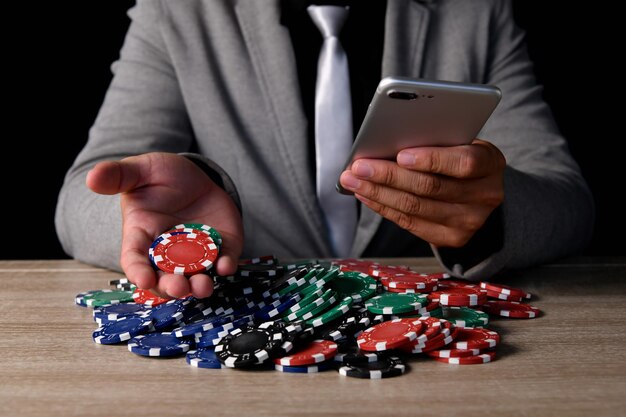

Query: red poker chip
[[357, 318, 424, 352], [132, 288, 172, 307], [480, 282, 531, 299], [426, 347, 482, 358], [437, 279, 480, 289], [432, 350, 496, 365], [381, 273, 439, 290], [480, 300, 541, 319], [382, 286, 423, 294], [430, 287, 487, 307], [484, 289, 527, 302], [400, 325, 458, 354], [152, 232, 219, 275], [274, 340, 338, 366], [334, 259, 380, 275], [449, 328, 500, 350], [368, 264, 410, 279]]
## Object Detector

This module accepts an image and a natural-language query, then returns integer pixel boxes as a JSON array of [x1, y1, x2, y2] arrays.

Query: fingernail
[[397, 151, 415, 166], [353, 161, 373, 178], [341, 172, 361, 190]]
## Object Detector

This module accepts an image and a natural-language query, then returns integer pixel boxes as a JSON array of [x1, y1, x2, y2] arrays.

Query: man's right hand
[[86, 152, 244, 299]]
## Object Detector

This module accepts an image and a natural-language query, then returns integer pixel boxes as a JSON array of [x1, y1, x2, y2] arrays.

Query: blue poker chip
[[274, 360, 335, 373], [186, 348, 225, 369], [127, 332, 191, 357], [148, 298, 192, 331], [93, 303, 150, 324], [175, 314, 253, 338], [92, 315, 154, 344], [195, 328, 237, 348], [254, 293, 302, 321]]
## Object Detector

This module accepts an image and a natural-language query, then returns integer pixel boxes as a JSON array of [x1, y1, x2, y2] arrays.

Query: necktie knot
[[307, 5, 349, 39]]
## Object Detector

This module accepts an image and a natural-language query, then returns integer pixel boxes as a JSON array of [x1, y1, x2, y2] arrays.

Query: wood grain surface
[[1, 258, 625, 417]]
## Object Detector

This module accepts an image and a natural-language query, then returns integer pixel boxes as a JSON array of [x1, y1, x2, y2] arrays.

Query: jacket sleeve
[[54, 0, 237, 270], [431, 0, 594, 279]]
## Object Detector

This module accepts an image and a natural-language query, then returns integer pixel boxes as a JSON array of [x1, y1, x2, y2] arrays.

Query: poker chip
[[327, 271, 378, 302], [280, 287, 325, 317], [186, 348, 225, 369], [151, 232, 219, 275], [75, 290, 99, 307], [357, 318, 423, 351], [306, 296, 353, 327], [172, 223, 223, 248], [132, 288, 172, 307], [174, 314, 250, 338], [93, 303, 150, 324], [128, 332, 190, 357], [449, 328, 500, 350], [479, 281, 531, 299], [440, 307, 489, 328], [254, 293, 302, 321], [80, 289, 134, 307], [339, 356, 406, 379], [480, 300, 541, 318], [426, 348, 482, 358], [274, 360, 335, 373], [429, 287, 487, 307], [92, 315, 154, 344], [148, 298, 192, 331], [275, 339, 338, 366], [215, 321, 290, 368], [285, 289, 336, 322], [300, 292, 338, 322], [432, 350, 496, 365], [300, 267, 340, 294], [334, 347, 387, 365], [365, 293, 428, 315]]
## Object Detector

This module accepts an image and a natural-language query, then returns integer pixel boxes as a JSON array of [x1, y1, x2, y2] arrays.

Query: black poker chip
[[338, 356, 407, 379], [334, 345, 388, 365], [215, 321, 293, 367]]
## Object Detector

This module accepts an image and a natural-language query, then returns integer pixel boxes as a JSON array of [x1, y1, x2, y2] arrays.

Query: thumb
[[86, 157, 145, 195]]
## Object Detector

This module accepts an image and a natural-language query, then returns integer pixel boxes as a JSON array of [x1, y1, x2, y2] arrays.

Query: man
[[56, 0, 594, 298]]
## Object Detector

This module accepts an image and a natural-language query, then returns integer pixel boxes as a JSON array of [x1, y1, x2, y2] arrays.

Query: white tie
[[308, 5, 357, 257]]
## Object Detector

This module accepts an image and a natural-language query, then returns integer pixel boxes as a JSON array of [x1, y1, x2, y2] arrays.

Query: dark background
[[4, 1, 623, 259]]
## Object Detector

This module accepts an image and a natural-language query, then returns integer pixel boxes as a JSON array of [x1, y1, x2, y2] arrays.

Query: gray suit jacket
[[55, 0, 594, 279]]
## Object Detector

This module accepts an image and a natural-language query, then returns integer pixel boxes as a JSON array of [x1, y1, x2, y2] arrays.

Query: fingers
[[153, 273, 214, 299], [120, 225, 158, 290], [355, 194, 477, 248], [396, 139, 506, 179]]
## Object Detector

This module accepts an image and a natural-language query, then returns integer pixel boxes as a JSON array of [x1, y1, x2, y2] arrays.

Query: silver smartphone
[[336, 76, 501, 194]]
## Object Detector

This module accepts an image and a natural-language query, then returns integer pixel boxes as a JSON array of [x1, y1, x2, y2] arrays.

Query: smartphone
[[336, 76, 501, 194]]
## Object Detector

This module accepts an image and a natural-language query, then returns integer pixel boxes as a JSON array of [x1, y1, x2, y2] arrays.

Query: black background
[[4, 1, 623, 259]]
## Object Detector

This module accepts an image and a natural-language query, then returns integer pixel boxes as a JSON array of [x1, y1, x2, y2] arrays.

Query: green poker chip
[[284, 289, 336, 322], [441, 307, 489, 328], [300, 292, 338, 323], [172, 223, 223, 248], [327, 271, 378, 302], [280, 287, 325, 318], [307, 296, 354, 327], [83, 289, 134, 308], [300, 267, 340, 295], [364, 293, 429, 315]]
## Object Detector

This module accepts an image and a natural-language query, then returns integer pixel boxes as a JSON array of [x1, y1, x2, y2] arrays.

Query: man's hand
[[339, 139, 505, 248], [86, 152, 244, 299]]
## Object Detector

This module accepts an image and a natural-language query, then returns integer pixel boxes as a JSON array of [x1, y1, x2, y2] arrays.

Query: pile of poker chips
[[75, 225, 542, 379]]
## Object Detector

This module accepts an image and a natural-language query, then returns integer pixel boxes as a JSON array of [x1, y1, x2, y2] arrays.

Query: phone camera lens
[[388, 90, 418, 100]]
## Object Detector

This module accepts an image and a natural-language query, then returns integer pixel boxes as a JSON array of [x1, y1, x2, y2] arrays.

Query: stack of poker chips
[[75, 227, 541, 379]]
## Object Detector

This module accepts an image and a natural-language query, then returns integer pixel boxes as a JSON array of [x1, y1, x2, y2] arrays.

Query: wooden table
[[1, 258, 625, 417]]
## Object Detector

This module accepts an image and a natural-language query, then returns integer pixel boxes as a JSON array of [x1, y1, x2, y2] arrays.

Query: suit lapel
[[351, 0, 432, 256], [234, 0, 331, 255]]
